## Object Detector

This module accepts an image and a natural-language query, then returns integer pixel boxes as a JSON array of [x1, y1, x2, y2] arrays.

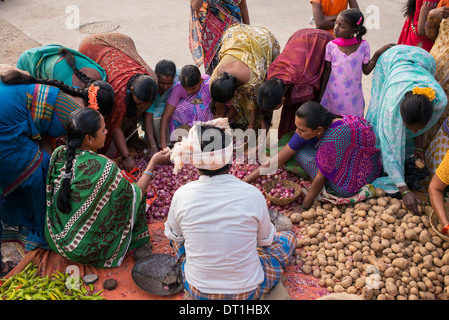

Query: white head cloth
[[170, 118, 233, 174]]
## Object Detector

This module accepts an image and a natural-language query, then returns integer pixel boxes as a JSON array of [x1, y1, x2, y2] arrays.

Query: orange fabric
[[4, 222, 327, 300], [78, 33, 157, 154], [438, 0, 449, 7], [310, 0, 349, 36]]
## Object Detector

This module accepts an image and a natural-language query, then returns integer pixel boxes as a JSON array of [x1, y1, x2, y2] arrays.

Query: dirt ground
[[1, 0, 407, 295]]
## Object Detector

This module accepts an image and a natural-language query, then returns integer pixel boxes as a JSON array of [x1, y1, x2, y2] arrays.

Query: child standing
[[319, 9, 395, 117]]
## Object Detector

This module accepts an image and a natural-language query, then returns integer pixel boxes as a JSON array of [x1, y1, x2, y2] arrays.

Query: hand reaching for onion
[[122, 156, 136, 173]]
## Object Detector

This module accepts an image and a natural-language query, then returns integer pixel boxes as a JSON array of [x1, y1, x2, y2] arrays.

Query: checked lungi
[[171, 231, 296, 300]]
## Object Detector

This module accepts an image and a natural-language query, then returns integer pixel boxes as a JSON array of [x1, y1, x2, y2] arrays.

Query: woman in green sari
[[45, 107, 170, 268], [17, 44, 106, 88]]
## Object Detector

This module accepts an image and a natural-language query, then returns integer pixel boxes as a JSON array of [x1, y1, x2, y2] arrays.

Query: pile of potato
[[290, 189, 449, 300]]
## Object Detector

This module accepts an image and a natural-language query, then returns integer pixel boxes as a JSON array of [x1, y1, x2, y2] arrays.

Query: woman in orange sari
[[310, 0, 359, 37], [78, 33, 158, 172]]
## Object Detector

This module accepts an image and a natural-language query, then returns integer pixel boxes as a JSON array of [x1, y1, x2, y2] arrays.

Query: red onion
[[122, 151, 304, 223]]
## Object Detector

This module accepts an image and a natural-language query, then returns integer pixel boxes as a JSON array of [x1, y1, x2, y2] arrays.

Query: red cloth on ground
[[4, 222, 327, 300]]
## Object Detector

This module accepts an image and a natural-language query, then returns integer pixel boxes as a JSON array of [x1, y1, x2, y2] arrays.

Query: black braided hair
[[124, 73, 157, 119], [0, 69, 113, 116], [58, 48, 114, 115], [57, 107, 102, 213]]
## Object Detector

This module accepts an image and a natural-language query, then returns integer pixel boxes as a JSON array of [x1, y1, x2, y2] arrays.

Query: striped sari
[[0, 82, 81, 251], [189, 0, 244, 75], [45, 146, 150, 268]]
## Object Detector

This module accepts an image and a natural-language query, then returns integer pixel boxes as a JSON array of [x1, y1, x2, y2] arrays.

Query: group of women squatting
[[0, 0, 449, 300]]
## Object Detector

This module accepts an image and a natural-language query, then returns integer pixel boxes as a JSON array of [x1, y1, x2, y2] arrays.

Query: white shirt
[[164, 174, 276, 294]]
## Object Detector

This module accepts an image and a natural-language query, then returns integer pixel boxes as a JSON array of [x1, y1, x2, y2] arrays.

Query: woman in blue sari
[[0, 70, 112, 259], [365, 45, 447, 214]]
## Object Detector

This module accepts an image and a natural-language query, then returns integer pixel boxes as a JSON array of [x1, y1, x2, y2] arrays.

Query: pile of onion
[[129, 151, 304, 223]]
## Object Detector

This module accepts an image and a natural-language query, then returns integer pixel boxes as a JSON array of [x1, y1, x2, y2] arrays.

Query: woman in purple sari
[[244, 101, 382, 211]]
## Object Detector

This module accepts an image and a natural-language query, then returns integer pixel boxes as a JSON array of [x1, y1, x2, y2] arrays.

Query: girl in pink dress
[[319, 9, 395, 117]]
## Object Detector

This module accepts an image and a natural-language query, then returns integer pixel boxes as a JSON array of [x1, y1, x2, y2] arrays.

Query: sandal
[[0, 260, 16, 278]]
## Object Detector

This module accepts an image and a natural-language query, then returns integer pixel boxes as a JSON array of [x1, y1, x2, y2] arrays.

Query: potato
[[381, 213, 396, 224], [302, 210, 316, 220], [442, 253, 449, 265], [442, 266, 449, 276], [354, 203, 370, 211], [308, 227, 319, 237], [419, 230, 431, 244], [355, 209, 367, 218], [415, 158, 425, 169], [372, 205, 384, 212], [375, 188, 386, 198], [381, 228, 394, 239], [385, 282, 398, 296], [405, 229, 418, 241], [340, 276, 353, 288], [392, 257, 409, 269], [410, 267, 420, 279], [290, 212, 302, 224]]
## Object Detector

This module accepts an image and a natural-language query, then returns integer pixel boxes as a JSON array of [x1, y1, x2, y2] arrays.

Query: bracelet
[[425, 21, 436, 29], [415, 148, 425, 152], [143, 171, 155, 179], [300, 204, 309, 211], [442, 224, 449, 235], [401, 190, 412, 197], [150, 145, 158, 148]]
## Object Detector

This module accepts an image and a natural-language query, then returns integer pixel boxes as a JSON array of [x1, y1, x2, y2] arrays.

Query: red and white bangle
[[442, 224, 449, 235]]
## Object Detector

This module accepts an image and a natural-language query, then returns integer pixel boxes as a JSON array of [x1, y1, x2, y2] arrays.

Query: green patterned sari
[[45, 146, 149, 268]]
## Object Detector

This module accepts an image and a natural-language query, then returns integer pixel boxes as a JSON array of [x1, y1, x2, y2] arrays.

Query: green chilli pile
[[0, 262, 105, 300]]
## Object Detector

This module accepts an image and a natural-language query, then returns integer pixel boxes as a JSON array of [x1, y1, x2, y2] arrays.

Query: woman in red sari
[[257, 28, 334, 139], [398, 0, 440, 52], [78, 33, 158, 172]]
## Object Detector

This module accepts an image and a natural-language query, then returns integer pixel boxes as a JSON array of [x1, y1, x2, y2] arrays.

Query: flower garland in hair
[[88, 84, 100, 110], [412, 87, 436, 102]]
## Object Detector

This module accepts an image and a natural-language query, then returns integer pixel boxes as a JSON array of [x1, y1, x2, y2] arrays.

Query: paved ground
[[0, 0, 405, 116]]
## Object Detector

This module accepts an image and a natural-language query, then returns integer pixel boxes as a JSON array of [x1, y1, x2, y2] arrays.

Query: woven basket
[[263, 179, 302, 206], [429, 210, 449, 242]]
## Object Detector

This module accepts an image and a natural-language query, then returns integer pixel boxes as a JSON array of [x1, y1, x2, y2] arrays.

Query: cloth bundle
[[170, 118, 233, 174]]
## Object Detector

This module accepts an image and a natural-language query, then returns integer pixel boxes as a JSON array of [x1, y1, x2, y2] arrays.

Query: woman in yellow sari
[[209, 24, 280, 129], [422, 0, 449, 187]]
